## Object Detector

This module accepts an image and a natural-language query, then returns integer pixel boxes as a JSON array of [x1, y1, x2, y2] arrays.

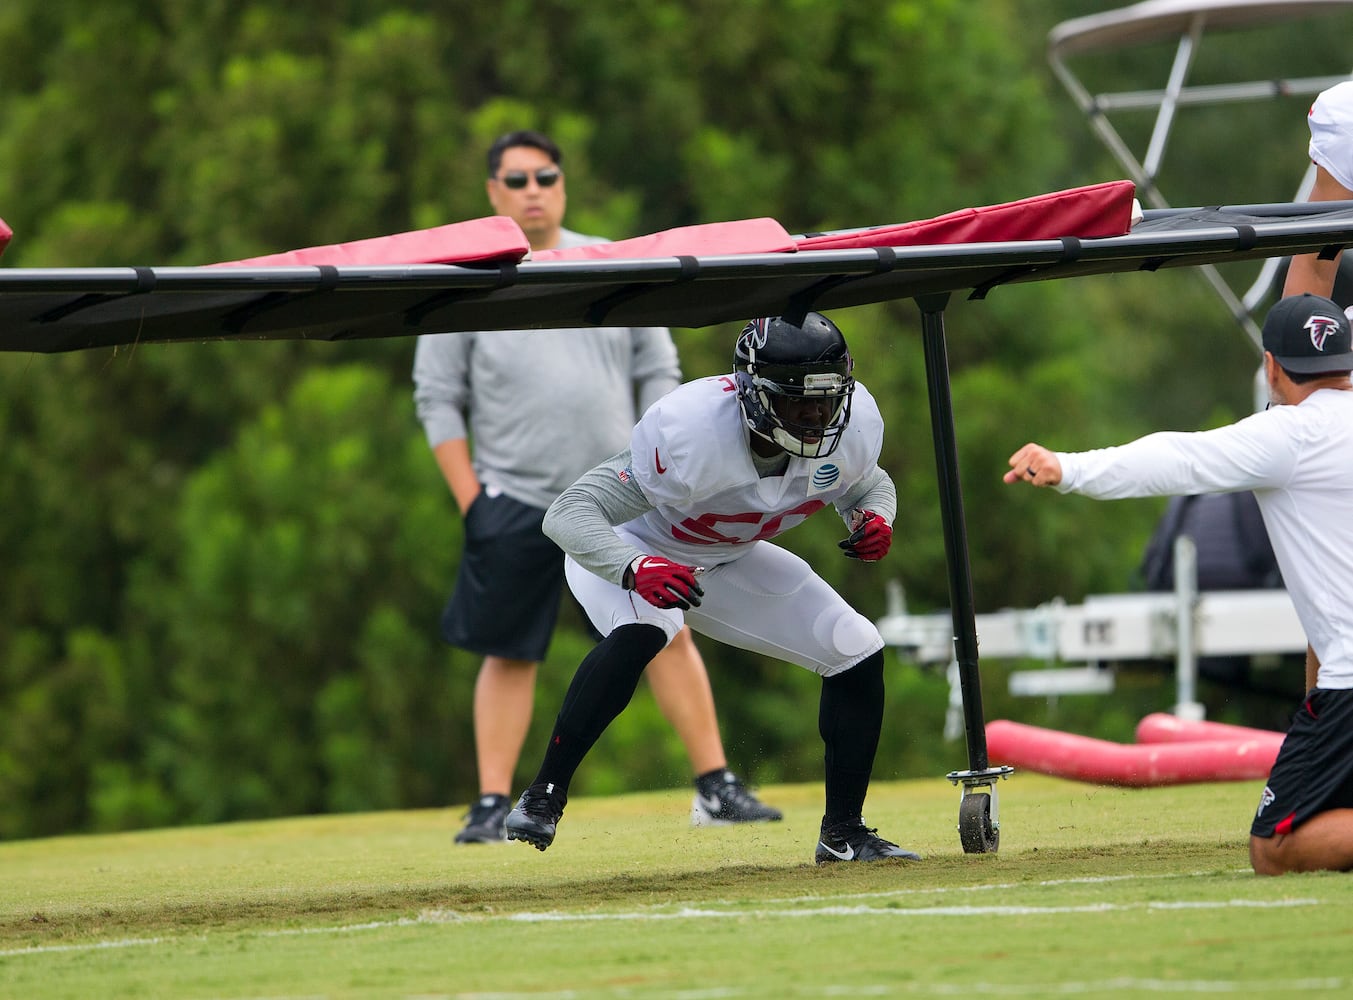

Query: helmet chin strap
[[744, 395, 842, 458], [772, 426, 824, 457], [743, 404, 812, 457]]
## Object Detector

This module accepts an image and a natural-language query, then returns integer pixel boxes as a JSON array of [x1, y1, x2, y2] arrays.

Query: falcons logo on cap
[[1306, 314, 1342, 352]]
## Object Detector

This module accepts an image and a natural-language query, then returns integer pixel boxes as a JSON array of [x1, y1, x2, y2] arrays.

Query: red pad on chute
[[794, 180, 1136, 251], [211, 216, 530, 268], [202, 184, 1129, 271], [0, 217, 11, 259], [532, 218, 797, 261]]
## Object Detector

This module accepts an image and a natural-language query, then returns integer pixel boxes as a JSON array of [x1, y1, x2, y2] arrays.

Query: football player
[[506, 311, 920, 864]]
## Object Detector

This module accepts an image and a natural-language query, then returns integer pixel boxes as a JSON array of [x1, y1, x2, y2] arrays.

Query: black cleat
[[454, 794, 512, 844], [691, 770, 783, 826], [815, 816, 922, 864], [505, 784, 567, 852]]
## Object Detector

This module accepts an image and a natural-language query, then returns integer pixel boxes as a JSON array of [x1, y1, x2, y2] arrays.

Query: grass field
[[3, 773, 1352, 999]]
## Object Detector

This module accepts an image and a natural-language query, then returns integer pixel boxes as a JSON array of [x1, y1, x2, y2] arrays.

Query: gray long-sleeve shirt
[[412, 228, 681, 510]]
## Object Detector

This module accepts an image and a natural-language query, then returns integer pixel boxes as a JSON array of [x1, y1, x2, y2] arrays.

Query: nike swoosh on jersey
[[818, 840, 855, 861], [654, 447, 668, 474]]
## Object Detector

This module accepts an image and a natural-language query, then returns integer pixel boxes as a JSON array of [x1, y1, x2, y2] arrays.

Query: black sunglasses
[[499, 167, 561, 190]]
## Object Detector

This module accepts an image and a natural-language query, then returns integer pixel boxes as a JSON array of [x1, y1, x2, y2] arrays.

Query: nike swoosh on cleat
[[696, 794, 722, 814], [818, 841, 855, 861]]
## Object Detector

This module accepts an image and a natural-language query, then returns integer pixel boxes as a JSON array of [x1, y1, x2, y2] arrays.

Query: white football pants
[[563, 536, 883, 677]]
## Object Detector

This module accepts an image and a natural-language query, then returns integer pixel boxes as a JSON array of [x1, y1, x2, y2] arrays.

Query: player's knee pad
[[817, 608, 884, 677]]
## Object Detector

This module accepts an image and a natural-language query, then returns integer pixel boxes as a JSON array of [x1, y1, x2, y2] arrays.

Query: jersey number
[[670, 500, 826, 545]]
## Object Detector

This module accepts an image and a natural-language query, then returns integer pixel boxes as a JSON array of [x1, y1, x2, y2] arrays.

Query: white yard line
[[0, 935, 171, 956], [739, 869, 1239, 905], [3, 898, 1338, 1000], [503, 897, 1317, 921], [0, 870, 1317, 958]]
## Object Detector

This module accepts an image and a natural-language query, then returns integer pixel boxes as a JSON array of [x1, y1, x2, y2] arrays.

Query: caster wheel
[[958, 790, 999, 854]]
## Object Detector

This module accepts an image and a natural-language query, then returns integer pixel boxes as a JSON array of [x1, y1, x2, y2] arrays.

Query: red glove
[[628, 556, 704, 610], [839, 509, 891, 561]]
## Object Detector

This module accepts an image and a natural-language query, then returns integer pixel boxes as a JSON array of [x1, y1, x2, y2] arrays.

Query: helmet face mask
[[733, 313, 855, 458]]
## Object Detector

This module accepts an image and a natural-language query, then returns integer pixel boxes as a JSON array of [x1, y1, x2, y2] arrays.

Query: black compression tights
[[530, 623, 668, 798], [819, 649, 885, 824]]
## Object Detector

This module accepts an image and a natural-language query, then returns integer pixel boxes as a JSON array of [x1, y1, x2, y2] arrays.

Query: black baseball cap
[[1262, 293, 1353, 373]]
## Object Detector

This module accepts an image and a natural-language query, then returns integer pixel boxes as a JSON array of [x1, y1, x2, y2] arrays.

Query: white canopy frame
[[1048, 0, 1353, 347]]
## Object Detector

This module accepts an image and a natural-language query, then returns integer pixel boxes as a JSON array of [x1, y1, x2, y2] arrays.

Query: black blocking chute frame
[[4, 192, 1353, 853], [3, 200, 1353, 353]]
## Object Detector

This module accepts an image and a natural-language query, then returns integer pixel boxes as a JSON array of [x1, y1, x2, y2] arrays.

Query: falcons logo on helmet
[[740, 317, 771, 353], [1306, 314, 1343, 352]]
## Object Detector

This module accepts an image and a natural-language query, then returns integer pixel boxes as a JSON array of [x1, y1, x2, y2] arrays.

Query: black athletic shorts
[[440, 491, 568, 662], [1251, 687, 1353, 838]]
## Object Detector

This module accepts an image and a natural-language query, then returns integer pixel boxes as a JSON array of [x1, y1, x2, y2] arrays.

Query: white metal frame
[[1048, 0, 1353, 347], [877, 536, 1306, 736]]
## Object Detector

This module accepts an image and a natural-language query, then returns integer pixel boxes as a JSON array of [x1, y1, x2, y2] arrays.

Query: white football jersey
[[623, 374, 885, 567]]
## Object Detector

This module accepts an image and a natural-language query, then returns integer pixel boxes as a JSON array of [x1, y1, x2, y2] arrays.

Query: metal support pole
[[1173, 534, 1205, 721], [917, 294, 988, 769], [915, 293, 1012, 853]]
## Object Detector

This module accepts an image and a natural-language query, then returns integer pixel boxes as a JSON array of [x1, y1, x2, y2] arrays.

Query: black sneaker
[[505, 784, 567, 852], [453, 794, 511, 844], [691, 769, 784, 826], [815, 816, 922, 864]]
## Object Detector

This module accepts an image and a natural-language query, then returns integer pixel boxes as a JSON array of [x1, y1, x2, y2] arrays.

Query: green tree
[[1, 0, 1348, 835], [128, 363, 456, 822]]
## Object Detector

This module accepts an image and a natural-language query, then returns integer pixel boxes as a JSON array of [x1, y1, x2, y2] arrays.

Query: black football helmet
[[733, 312, 855, 458]]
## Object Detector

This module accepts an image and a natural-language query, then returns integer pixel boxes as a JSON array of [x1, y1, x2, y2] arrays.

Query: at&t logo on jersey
[[808, 463, 840, 496]]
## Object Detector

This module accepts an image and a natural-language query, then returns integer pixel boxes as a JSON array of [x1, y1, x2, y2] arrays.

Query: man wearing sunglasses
[[484, 132, 567, 251], [414, 130, 781, 845]]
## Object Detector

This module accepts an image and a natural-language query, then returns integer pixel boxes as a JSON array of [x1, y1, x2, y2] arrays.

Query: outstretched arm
[[1003, 444, 1063, 487]]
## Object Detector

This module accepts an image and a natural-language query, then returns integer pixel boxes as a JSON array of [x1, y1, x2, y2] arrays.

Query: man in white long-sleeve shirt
[[1005, 293, 1353, 876]]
